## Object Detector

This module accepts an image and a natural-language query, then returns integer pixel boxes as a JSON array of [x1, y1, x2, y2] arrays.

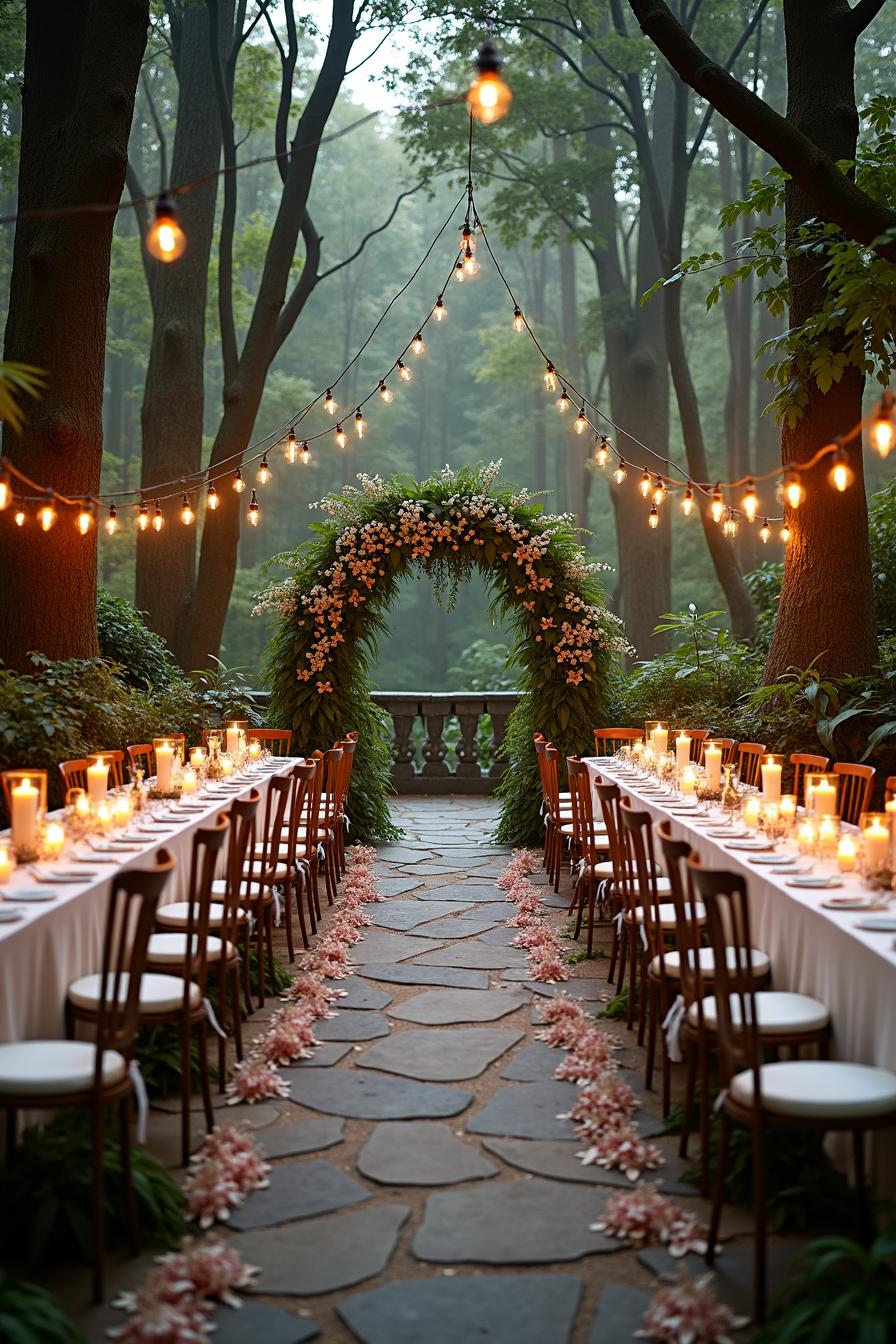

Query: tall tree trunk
[[765, 0, 874, 678], [553, 139, 589, 531], [135, 1, 229, 649], [0, 0, 148, 669]]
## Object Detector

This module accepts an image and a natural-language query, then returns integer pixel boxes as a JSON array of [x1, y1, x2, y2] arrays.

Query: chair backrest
[[686, 730, 709, 764], [247, 727, 292, 756], [256, 775, 293, 877], [619, 800, 663, 950], [566, 757, 601, 862], [283, 761, 315, 866], [594, 779, 630, 908], [127, 744, 154, 778], [335, 738, 356, 818], [319, 747, 344, 829], [59, 758, 89, 793], [687, 857, 763, 1094], [735, 742, 766, 789], [179, 814, 230, 993], [656, 821, 704, 1008], [218, 793, 260, 947], [790, 752, 830, 807], [886, 775, 896, 804], [299, 756, 323, 860], [832, 761, 876, 825], [94, 749, 126, 788], [93, 851, 176, 1076], [715, 738, 736, 764], [593, 727, 643, 756]]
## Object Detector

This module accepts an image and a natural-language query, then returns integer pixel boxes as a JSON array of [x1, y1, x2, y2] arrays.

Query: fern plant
[[0, 1273, 83, 1344]]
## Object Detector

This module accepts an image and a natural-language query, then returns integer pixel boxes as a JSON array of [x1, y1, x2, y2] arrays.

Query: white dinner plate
[[31, 872, 90, 885], [749, 854, 798, 865], [786, 876, 843, 889], [854, 915, 896, 932], [724, 840, 775, 852], [821, 896, 884, 911], [10, 888, 57, 902], [0, 907, 24, 922]]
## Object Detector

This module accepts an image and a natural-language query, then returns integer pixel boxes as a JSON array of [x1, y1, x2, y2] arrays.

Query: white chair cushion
[[0, 1041, 127, 1097], [155, 902, 247, 929], [729, 1060, 896, 1120], [68, 972, 201, 1014], [652, 945, 771, 980], [211, 878, 269, 900], [688, 991, 829, 1036], [147, 932, 227, 964], [630, 900, 704, 927]]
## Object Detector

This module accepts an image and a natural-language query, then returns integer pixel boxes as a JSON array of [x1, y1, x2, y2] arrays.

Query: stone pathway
[[68, 796, 783, 1343]]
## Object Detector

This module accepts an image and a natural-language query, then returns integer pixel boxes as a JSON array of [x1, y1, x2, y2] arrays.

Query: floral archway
[[259, 463, 631, 843]]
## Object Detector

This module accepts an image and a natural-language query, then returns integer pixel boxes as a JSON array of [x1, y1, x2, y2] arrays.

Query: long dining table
[[0, 756, 300, 1045], [583, 755, 896, 1190]]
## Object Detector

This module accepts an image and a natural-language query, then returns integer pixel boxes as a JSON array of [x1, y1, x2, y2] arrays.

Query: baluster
[[390, 702, 418, 783], [421, 697, 451, 778], [487, 697, 515, 778], [454, 697, 483, 777]]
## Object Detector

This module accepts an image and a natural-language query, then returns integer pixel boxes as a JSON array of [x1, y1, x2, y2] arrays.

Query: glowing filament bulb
[[870, 393, 894, 457], [285, 429, 298, 464], [145, 192, 186, 263], [207, 484, 219, 510], [335, 423, 348, 449], [257, 455, 271, 485], [828, 444, 854, 492], [594, 436, 609, 468], [710, 485, 724, 524], [152, 501, 164, 532], [324, 389, 337, 415], [76, 501, 94, 535], [180, 493, 194, 526], [379, 381, 393, 403], [412, 332, 426, 354], [0, 470, 9, 511], [783, 470, 804, 510], [759, 518, 771, 544], [640, 468, 651, 499], [648, 504, 659, 529], [652, 476, 665, 506], [13, 506, 25, 527], [574, 407, 588, 434], [105, 504, 119, 536], [467, 39, 512, 125], [433, 296, 446, 322], [722, 508, 737, 539], [300, 440, 310, 465], [460, 225, 476, 252], [512, 306, 525, 333], [453, 259, 465, 283], [780, 522, 791, 543], [544, 363, 556, 392], [233, 469, 246, 494], [613, 459, 628, 486], [247, 490, 260, 525], [137, 501, 149, 531], [462, 245, 479, 276], [397, 360, 413, 382], [681, 485, 694, 516], [741, 479, 759, 522], [354, 408, 366, 438], [556, 387, 571, 413], [38, 494, 57, 531]]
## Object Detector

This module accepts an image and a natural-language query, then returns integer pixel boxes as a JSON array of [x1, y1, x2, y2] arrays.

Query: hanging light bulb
[[722, 507, 738, 539], [652, 476, 666, 507], [233, 468, 246, 494], [256, 455, 271, 485], [37, 493, 57, 532], [152, 500, 164, 532], [543, 363, 557, 392], [462, 245, 479, 277], [759, 518, 771, 544], [460, 224, 476, 253], [354, 408, 366, 438], [247, 490, 260, 526], [741, 479, 759, 523], [681, 484, 694, 516], [710, 485, 724, 524], [574, 406, 588, 434], [207, 483, 219, 510], [285, 429, 298, 464], [453, 258, 465, 283], [379, 380, 393, 404], [0, 468, 9, 511], [556, 387, 571, 413], [13, 505, 26, 527], [648, 503, 659, 529], [412, 332, 426, 354], [512, 306, 525, 334], [324, 389, 337, 415], [613, 459, 628, 486], [75, 500, 94, 535], [828, 442, 854, 492], [137, 499, 149, 531], [300, 440, 311, 466], [780, 522, 791, 543], [145, 191, 187, 263], [180, 493, 195, 526], [594, 436, 609, 468], [783, 470, 804, 509], [397, 360, 413, 382], [104, 503, 119, 536], [433, 296, 446, 322], [467, 37, 512, 124], [870, 392, 894, 457], [639, 468, 651, 499], [335, 423, 348, 449]]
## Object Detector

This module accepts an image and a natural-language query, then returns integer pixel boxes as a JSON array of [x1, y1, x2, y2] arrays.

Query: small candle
[[75, 793, 90, 819], [44, 821, 66, 858], [181, 766, 198, 795], [704, 744, 722, 792], [113, 793, 132, 825], [781, 794, 797, 822], [96, 800, 113, 831], [11, 778, 39, 851], [248, 739, 262, 761], [797, 818, 817, 853], [0, 844, 14, 884], [837, 834, 858, 872], [220, 753, 235, 778], [87, 756, 109, 805], [155, 741, 174, 792], [761, 756, 782, 803], [225, 723, 241, 757], [817, 815, 839, 856], [863, 817, 890, 873], [743, 795, 762, 829], [680, 766, 697, 795], [656, 751, 669, 777], [190, 748, 205, 769], [653, 726, 669, 756], [812, 779, 837, 817], [675, 734, 691, 771]]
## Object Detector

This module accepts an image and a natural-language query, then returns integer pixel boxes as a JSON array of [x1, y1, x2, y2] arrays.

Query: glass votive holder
[[181, 766, 198, 795], [112, 791, 133, 828], [806, 772, 838, 817], [0, 842, 14, 885], [42, 820, 67, 860], [816, 813, 840, 858], [220, 753, 235, 778], [96, 800, 114, 832], [645, 721, 669, 755], [860, 812, 892, 875], [189, 747, 205, 769], [780, 794, 797, 828], [680, 765, 698, 796], [837, 834, 859, 872], [796, 817, 817, 854]]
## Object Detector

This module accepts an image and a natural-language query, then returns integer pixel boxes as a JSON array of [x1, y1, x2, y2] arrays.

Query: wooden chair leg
[[255, 903, 265, 1009], [216, 965, 228, 1093], [230, 966, 243, 1062], [706, 1110, 729, 1267], [119, 1096, 140, 1256], [637, 959, 649, 1045], [293, 871, 309, 950], [180, 1013, 192, 1167], [660, 982, 671, 1118], [752, 1123, 767, 1325], [240, 927, 254, 1018], [644, 981, 657, 1090], [698, 1034, 712, 1197], [197, 1019, 214, 1136], [265, 907, 276, 996], [586, 886, 596, 957], [680, 1040, 698, 1159], [626, 935, 637, 1030], [282, 875, 295, 963], [90, 1099, 106, 1304]]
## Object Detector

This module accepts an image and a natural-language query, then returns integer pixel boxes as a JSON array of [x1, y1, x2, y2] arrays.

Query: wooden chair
[[566, 758, 610, 955], [593, 727, 643, 755], [284, 761, 318, 949], [790, 752, 830, 807], [247, 727, 292, 756], [686, 729, 710, 764], [59, 758, 89, 793], [8, 852, 175, 1301], [243, 775, 293, 995], [715, 737, 736, 765], [735, 742, 766, 789], [832, 761, 876, 825], [541, 745, 574, 891], [690, 857, 896, 1324], [885, 774, 896, 803], [94, 750, 127, 788], [126, 743, 154, 778], [333, 736, 357, 875]]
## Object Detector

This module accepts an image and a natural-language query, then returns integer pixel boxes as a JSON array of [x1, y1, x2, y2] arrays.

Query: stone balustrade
[[371, 692, 519, 794]]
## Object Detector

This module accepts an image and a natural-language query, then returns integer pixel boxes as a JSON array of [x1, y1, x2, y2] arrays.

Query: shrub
[[0, 1272, 84, 1344], [96, 590, 179, 690]]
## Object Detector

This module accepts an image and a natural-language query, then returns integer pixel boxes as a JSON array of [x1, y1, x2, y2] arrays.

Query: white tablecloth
[[0, 757, 298, 1043]]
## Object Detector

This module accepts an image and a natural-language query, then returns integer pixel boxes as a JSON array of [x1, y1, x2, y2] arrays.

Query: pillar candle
[[863, 818, 890, 872], [0, 844, 14, 884], [653, 726, 669, 756], [761, 757, 782, 803], [812, 780, 837, 816], [704, 744, 722, 792], [837, 835, 858, 872], [11, 778, 39, 851], [225, 724, 241, 757], [675, 734, 691, 770], [86, 757, 109, 804], [181, 766, 197, 795], [155, 742, 173, 793]]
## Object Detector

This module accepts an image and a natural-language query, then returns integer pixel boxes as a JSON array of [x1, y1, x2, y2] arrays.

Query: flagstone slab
[[376, 847, 435, 863], [358, 1027, 524, 1082], [480, 1137, 694, 1194], [229, 1159, 369, 1230], [465, 1082, 580, 1141], [415, 884, 504, 902], [285, 1069, 472, 1119], [638, 1245, 807, 1319], [376, 877, 424, 898], [214, 1303, 320, 1344], [291, 1042, 354, 1067], [358, 962, 490, 991], [357, 1121, 499, 1185], [371, 900, 475, 931], [313, 1010, 390, 1042], [328, 979, 392, 1011], [352, 933, 446, 963], [396, 863, 462, 875], [338, 1273, 583, 1344], [411, 942, 528, 970], [257, 1117, 345, 1160], [587, 1285, 650, 1343], [388, 988, 528, 1025], [407, 914, 501, 939], [238, 1204, 410, 1296], [413, 1178, 618, 1263], [522, 979, 604, 1000], [478, 926, 519, 946], [500, 1042, 564, 1082]]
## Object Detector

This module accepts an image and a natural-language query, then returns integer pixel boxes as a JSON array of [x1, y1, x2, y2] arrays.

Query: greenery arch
[[261, 463, 630, 843]]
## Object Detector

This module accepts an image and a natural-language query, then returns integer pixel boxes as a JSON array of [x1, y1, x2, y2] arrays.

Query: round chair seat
[[211, 878, 273, 902], [729, 1059, 896, 1121], [629, 899, 704, 928], [652, 945, 771, 980], [68, 971, 201, 1014], [688, 990, 829, 1036], [155, 901, 247, 929], [0, 1041, 127, 1097], [146, 932, 228, 964]]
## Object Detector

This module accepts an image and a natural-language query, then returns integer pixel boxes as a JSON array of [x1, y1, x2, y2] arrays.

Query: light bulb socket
[[474, 37, 503, 76]]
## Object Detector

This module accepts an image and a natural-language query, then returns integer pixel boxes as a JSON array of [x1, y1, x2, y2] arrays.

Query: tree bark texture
[[0, 0, 149, 670]]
